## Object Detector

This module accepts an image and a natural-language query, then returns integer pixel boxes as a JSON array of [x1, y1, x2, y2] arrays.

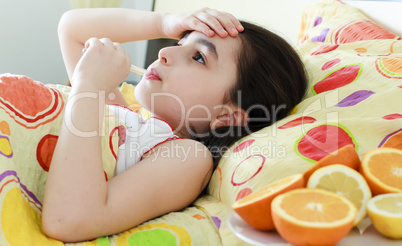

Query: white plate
[[228, 212, 402, 246]]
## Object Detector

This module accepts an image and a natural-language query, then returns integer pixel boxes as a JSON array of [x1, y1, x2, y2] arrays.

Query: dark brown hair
[[194, 21, 308, 167]]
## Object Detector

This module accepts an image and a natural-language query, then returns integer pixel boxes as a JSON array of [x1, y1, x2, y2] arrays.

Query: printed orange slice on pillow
[[360, 147, 402, 195], [330, 20, 401, 44], [0, 74, 52, 116], [376, 57, 402, 79], [0, 74, 64, 128], [232, 174, 304, 231], [271, 188, 357, 246], [303, 144, 360, 182]]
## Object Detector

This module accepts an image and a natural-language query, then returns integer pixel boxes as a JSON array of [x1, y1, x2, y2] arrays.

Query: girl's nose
[[160, 56, 167, 64], [158, 46, 176, 65]]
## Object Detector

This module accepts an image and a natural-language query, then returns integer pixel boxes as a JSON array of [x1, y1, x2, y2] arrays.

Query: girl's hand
[[161, 8, 244, 40], [72, 37, 131, 92]]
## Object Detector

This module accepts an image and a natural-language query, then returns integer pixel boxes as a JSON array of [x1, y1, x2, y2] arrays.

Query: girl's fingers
[[193, 9, 227, 37], [83, 38, 130, 69], [204, 8, 241, 37], [84, 37, 102, 52], [112, 41, 124, 52], [220, 11, 244, 33], [114, 42, 132, 69], [99, 38, 115, 49], [89, 38, 123, 52], [193, 8, 243, 38], [187, 17, 215, 37]]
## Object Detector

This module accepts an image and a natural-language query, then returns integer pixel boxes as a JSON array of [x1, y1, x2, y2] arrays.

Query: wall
[[0, 0, 153, 85], [154, 0, 402, 45], [154, 0, 320, 45]]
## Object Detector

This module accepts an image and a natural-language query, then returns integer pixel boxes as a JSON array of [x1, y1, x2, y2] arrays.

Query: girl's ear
[[210, 108, 249, 129]]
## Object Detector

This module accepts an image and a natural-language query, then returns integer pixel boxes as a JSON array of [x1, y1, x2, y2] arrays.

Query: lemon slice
[[307, 164, 372, 226], [367, 193, 402, 239]]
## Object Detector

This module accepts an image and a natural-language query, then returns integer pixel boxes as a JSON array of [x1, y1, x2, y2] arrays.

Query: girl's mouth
[[144, 68, 161, 81]]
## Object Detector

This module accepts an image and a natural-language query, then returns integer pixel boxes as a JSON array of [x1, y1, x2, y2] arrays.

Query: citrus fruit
[[367, 193, 402, 239], [271, 188, 357, 246], [307, 164, 372, 226], [360, 147, 402, 195], [303, 144, 360, 183], [232, 174, 304, 231], [379, 128, 402, 150]]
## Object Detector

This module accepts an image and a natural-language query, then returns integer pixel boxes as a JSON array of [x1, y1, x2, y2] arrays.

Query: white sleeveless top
[[107, 105, 181, 175]]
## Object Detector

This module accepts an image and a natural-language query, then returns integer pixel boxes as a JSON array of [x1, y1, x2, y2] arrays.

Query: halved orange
[[303, 144, 360, 184], [232, 174, 304, 231], [271, 188, 357, 246], [360, 147, 402, 195], [380, 129, 402, 150]]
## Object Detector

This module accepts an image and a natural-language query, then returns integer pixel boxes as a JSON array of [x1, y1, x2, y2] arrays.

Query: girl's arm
[[58, 8, 243, 105], [43, 9, 242, 242], [43, 65, 213, 241], [58, 8, 164, 106]]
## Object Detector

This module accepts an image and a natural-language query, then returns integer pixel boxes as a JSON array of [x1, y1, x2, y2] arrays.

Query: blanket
[[0, 74, 223, 246], [0, 73, 120, 244]]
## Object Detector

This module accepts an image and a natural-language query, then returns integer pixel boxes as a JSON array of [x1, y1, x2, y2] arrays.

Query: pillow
[[209, 38, 402, 204], [203, 0, 402, 233], [298, 0, 401, 44]]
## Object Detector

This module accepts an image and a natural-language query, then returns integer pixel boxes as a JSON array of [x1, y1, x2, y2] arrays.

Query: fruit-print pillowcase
[[297, 0, 401, 45], [205, 0, 402, 209]]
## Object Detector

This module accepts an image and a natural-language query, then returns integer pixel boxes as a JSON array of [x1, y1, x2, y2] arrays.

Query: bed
[[0, 0, 401, 245]]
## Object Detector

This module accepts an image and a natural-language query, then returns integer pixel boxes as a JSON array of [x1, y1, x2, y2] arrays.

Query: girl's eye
[[175, 42, 205, 65], [193, 52, 205, 65]]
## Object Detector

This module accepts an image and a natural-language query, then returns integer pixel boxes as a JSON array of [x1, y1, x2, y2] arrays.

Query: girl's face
[[135, 31, 240, 136]]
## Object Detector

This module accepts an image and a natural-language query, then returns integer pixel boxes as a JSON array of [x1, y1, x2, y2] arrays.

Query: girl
[[41, 8, 307, 242]]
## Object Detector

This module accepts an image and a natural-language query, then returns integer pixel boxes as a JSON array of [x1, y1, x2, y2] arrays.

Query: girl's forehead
[[184, 31, 241, 61], [185, 30, 240, 45]]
